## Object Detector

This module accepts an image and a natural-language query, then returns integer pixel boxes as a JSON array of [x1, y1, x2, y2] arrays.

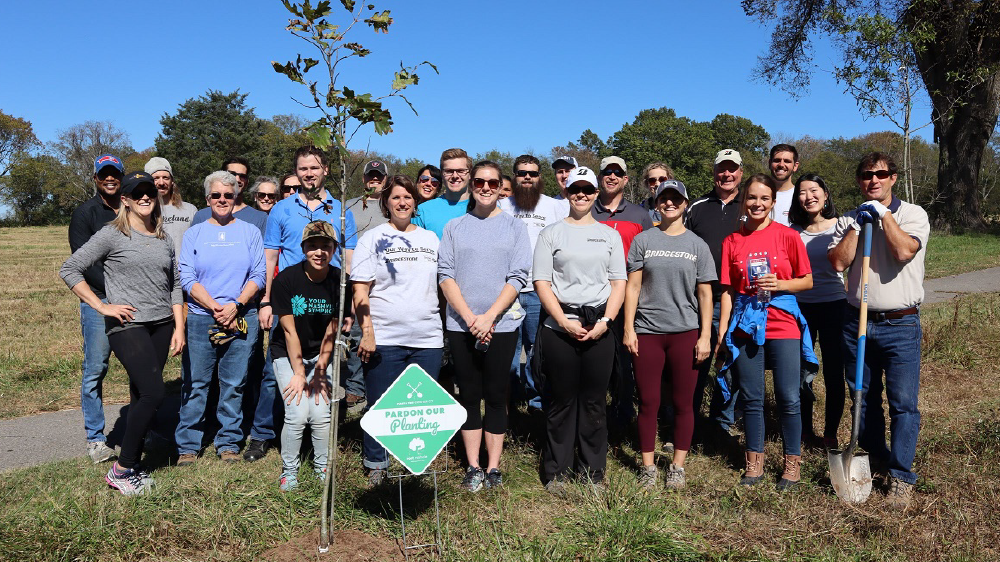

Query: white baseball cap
[[566, 166, 598, 189], [714, 149, 743, 167]]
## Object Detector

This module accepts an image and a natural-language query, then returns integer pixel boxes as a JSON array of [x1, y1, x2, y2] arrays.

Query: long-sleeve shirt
[[60, 225, 182, 331], [437, 211, 531, 333], [179, 219, 266, 316], [68, 195, 119, 299]]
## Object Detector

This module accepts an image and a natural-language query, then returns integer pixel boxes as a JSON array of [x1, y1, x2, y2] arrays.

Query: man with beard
[[145, 157, 196, 257], [499, 154, 569, 411], [768, 144, 801, 226], [413, 148, 472, 238], [243, 145, 358, 462], [68, 154, 124, 464], [192, 157, 269, 235]]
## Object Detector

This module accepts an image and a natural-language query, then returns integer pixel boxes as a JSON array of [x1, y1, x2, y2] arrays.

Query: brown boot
[[740, 451, 765, 486], [777, 454, 801, 491]]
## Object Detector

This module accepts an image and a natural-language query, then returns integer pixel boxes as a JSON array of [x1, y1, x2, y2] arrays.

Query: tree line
[[1, 95, 999, 228]]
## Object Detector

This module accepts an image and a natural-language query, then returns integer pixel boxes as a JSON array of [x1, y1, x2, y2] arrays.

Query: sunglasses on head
[[860, 170, 892, 180], [515, 170, 540, 178], [256, 192, 277, 201], [472, 178, 501, 190], [280, 184, 296, 193], [418, 175, 440, 186], [602, 169, 626, 178], [645, 176, 670, 186], [567, 184, 598, 196], [210, 192, 236, 200]]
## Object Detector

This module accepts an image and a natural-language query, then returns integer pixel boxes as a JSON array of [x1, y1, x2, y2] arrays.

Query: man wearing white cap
[[145, 157, 196, 257]]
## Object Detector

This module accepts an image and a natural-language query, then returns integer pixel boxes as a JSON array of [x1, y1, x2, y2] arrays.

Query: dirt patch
[[262, 529, 405, 562]]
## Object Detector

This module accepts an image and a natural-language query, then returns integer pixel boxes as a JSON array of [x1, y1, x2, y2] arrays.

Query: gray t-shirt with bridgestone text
[[626, 229, 716, 334]]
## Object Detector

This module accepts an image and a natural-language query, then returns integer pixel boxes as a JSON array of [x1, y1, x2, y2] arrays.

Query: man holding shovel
[[828, 152, 929, 510]]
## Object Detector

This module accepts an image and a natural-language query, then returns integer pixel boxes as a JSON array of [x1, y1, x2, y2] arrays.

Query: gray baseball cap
[[653, 179, 689, 201]]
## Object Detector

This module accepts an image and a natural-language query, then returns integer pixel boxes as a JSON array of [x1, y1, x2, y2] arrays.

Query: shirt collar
[[887, 194, 902, 213]]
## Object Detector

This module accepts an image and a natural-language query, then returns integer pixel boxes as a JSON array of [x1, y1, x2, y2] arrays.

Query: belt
[[850, 305, 919, 322]]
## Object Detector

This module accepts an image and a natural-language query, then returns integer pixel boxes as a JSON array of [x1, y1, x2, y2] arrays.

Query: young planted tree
[[272, 0, 435, 550]]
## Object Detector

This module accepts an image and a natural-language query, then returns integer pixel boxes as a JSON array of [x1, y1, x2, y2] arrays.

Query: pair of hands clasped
[[559, 317, 609, 342]]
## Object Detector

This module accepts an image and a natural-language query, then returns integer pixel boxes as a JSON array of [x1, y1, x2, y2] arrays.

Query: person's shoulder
[[178, 201, 197, 214], [497, 197, 514, 212], [897, 199, 929, 220]]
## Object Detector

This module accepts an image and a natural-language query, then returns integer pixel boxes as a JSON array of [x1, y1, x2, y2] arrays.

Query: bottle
[[749, 253, 772, 304]]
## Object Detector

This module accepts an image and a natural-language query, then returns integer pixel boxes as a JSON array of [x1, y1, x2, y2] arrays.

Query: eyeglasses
[[515, 170, 540, 178], [567, 184, 598, 196], [860, 170, 892, 180], [472, 178, 501, 190], [210, 192, 236, 200], [602, 169, 626, 178], [226, 170, 248, 179], [443, 168, 469, 176], [256, 192, 277, 201], [418, 175, 440, 186], [280, 184, 297, 193], [645, 176, 670, 186]]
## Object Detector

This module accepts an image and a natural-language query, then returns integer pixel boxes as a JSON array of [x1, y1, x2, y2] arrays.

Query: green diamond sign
[[360, 363, 467, 475]]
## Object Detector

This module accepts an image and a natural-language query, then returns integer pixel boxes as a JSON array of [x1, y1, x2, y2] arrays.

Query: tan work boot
[[886, 477, 914, 511], [777, 454, 801, 491], [740, 451, 765, 486]]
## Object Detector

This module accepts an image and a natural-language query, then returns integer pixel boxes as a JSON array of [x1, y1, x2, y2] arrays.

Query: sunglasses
[[472, 178, 501, 190], [645, 176, 670, 186], [210, 192, 236, 200], [226, 170, 248, 179], [280, 184, 297, 193], [567, 184, 598, 196], [602, 169, 626, 178], [128, 186, 157, 200], [418, 175, 440, 186], [256, 192, 277, 201], [515, 170, 540, 178], [860, 170, 892, 180]]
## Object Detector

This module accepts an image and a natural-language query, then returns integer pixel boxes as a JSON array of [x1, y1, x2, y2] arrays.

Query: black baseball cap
[[121, 171, 155, 196]]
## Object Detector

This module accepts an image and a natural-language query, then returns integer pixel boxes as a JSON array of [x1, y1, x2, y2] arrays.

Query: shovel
[[829, 220, 874, 504]]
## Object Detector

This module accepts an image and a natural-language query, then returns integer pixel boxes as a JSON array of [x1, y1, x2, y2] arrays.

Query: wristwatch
[[597, 317, 612, 324]]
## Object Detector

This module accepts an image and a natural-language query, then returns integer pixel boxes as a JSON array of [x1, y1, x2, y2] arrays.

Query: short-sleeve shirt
[[269, 262, 342, 360], [792, 223, 847, 304], [413, 196, 467, 239], [161, 201, 197, 257], [345, 196, 384, 242], [685, 190, 743, 297], [498, 194, 569, 290], [591, 197, 653, 258], [350, 223, 442, 348], [627, 229, 717, 334], [533, 220, 626, 331], [721, 221, 811, 339], [263, 191, 357, 271]]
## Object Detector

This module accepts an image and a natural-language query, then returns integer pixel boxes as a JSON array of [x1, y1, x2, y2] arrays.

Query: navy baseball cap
[[121, 171, 155, 196], [94, 154, 124, 175]]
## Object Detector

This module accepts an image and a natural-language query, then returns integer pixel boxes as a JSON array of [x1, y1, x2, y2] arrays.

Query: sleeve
[[170, 244, 183, 306], [68, 205, 106, 292], [247, 226, 267, 292], [60, 227, 112, 289], [719, 235, 734, 287], [787, 230, 812, 277], [349, 230, 377, 282], [626, 233, 645, 273], [343, 208, 358, 250], [531, 227, 555, 283], [271, 270, 292, 317], [263, 207, 282, 250], [828, 214, 855, 250], [608, 230, 627, 280], [191, 207, 209, 227], [437, 221, 456, 284], [640, 211, 654, 232], [898, 205, 930, 252], [695, 238, 718, 283], [178, 226, 198, 293], [505, 220, 531, 292]]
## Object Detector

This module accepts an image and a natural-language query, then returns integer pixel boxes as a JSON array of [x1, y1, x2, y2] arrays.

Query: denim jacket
[[717, 293, 818, 401]]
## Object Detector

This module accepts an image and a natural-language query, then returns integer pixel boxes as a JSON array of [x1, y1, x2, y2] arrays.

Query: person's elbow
[[828, 250, 849, 273], [892, 241, 919, 263]]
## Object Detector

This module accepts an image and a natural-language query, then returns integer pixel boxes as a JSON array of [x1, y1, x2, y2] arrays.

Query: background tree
[[0, 154, 75, 225], [0, 110, 39, 177], [49, 121, 135, 206], [744, 0, 1000, 231]]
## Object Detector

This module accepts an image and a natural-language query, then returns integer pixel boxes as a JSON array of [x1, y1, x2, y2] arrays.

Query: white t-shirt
[[499, 194, 569, 291], [772, 188, 794, 226], [349, 223, 443, 348]]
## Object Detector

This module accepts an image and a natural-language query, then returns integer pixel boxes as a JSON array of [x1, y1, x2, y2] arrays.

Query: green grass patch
[[925, 232, 1000, 279]]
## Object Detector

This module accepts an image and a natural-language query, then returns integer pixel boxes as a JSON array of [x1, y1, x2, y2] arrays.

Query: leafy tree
[[49, 120, 135, 205], [744, 0, 1000, 231], [0, 154, 75, 225], [0, 110, 39, 177]]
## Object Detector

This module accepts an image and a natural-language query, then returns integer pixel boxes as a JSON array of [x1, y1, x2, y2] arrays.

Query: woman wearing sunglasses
[[637, 162, 675, 224], [174, 171, 266, 466], [250, 176, 281, 213], [279, 173, 300, 200], [60, 171, 186, 495], [415, 165, 443, 203], [533, 166, 626, 496], [438, 160, 531, 492]]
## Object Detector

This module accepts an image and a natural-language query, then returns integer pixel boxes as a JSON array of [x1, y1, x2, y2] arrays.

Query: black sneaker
[[461, 466, 485, 492], [484, 468, 502, 489], [243, 439, 270, 462]]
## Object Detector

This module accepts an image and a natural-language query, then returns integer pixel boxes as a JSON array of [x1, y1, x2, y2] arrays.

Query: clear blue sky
[[1, 0, 931, 166]]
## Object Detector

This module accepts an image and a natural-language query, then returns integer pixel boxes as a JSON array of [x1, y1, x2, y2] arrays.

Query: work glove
[[859, 201, 889, 219]]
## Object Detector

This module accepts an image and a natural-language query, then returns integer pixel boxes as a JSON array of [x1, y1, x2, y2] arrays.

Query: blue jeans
[[80, 300, 112, 443], [732, 338, 801, 456], [344, 321, 365, 397], [843, 311, 922, 485], [510, 291, 542, 409], [361, 346, 443, 469], [693, 301, 738, 431], [248, 324, 280, 442], [175, 310, 259, 455], [274, 355, 334, 473]]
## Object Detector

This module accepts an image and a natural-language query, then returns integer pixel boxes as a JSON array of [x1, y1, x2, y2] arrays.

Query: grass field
[[1, 225, 999, 561]]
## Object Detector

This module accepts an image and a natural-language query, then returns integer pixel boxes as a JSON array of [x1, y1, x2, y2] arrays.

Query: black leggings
[[107, 322, 172, 468], [799, 299, 848, 440], [447, 331, 518, 434]]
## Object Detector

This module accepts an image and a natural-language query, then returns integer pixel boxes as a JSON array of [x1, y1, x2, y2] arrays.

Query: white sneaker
[[88, 441, 117, 464]]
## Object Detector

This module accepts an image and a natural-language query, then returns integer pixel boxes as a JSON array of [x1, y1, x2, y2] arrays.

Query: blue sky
[[1, 0, 931, 166]]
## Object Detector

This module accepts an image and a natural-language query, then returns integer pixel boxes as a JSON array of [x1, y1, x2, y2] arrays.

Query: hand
[[859, 200, 889, 219], [623, 329, 639, 356], [282, 373, 308, 406], [169, 330, 185, 357], [694, 335, 711, 364], [98, 302, 136, 323], [308, 368, 331, 405], [580, 321, 608, 341], [470, 314, 496, 340], [215, 302, 238, 326], [757, 273, 781, 292], [712, 338, 726, 371], [341, 316, 354, 333], [259, 305, 273, 330], [358, 330, 376, 363], [559, 318, 588, 340]]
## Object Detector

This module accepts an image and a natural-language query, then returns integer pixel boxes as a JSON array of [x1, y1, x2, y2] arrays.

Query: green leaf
[[344, 42, 371, 57], [340, 0, 355, 11], [281, 0, 302, 18], [307, 124, 333, 149], [272, 61, 304, 84], [364, 10, 393, 33]]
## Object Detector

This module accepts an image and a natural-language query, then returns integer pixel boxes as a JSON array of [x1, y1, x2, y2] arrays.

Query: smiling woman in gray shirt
[[60, 172, 184, 497]]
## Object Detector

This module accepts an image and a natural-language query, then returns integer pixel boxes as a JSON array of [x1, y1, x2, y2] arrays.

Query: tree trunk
[[932, 100, 994, 232]]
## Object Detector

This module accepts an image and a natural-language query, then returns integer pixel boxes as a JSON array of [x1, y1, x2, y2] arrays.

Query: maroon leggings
[[634, 330, 700, 453]]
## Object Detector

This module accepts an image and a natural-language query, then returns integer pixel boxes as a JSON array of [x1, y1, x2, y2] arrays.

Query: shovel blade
[[828, 449, 873, 504]]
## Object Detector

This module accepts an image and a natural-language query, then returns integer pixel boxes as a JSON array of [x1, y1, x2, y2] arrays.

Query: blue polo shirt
[[264, 191, 357, 270], [413, 196, 467, 239]]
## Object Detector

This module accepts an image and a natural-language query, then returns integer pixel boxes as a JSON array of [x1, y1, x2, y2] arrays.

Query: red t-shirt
[[721, 221, 811, 339]]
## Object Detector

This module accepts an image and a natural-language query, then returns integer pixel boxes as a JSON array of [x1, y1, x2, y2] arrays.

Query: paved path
[[3, 267, 999, 473]]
